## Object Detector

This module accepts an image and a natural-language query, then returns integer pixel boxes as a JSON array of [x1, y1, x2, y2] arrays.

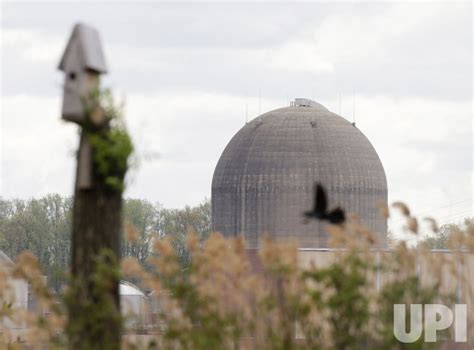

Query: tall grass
[[1, 203, 473, 349]]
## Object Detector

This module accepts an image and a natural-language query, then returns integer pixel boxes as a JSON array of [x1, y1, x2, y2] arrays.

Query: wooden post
[[59, 23, 122, 349], [68, 149, 122, 348]]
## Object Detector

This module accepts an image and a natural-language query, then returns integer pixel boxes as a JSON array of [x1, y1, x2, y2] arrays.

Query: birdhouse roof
[[58, 23, 107, 73]]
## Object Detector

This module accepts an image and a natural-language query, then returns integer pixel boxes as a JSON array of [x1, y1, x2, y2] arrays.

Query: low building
[[120, 281, 147, 327], [0, 251, 28, 339]]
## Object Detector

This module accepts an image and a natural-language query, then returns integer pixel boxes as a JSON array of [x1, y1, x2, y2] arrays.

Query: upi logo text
[[394, 304, 467, 343]]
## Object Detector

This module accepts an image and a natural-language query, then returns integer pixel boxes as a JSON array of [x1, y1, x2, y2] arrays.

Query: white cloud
[[3, 90, 470, 223], [1, 95, 77, 198], [1, 28, 63, 64], [345, 95, 472, 224], [123, 91, 282, 207], [0, 2, 471, 225], [267, 41, 335, 74]]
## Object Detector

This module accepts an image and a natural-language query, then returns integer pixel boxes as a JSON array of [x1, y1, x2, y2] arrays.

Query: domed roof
[[120, 281, 145, 296], [211, 99, 387, 248]]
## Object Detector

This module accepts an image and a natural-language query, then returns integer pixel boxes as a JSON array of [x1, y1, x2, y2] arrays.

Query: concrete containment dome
[[211, 98, 387, 248]]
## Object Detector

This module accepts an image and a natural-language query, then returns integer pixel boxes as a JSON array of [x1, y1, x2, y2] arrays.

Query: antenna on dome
[[339, 93, 342, 115], [245, 92, 248, 124], [352, 92, 356, 126]]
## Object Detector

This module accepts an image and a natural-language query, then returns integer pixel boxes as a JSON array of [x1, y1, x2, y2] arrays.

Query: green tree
[[41, 194, 73, 292], [0, 195, 73, 292], [158, 199, 211, 268], [122, 198, 158, 265], [421, 217, 473, 249], [0, 195, 212, 290]]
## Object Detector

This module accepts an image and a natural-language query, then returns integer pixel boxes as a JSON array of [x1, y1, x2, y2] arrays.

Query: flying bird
[[303, 183, 346, 224]]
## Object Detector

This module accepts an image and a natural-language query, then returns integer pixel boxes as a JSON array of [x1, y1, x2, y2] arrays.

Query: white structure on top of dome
[[292, 98, 319, 107]]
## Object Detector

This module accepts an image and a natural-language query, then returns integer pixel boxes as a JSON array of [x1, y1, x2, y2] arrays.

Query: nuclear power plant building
[[211, 98, 387, 248]]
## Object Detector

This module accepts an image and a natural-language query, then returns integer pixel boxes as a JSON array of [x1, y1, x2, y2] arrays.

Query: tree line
[[1, 194, 470, 293], [0, 195, 211, 292]]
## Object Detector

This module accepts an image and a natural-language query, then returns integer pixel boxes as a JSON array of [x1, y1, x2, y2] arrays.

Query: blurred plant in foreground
[[1, 202, 473, 349]]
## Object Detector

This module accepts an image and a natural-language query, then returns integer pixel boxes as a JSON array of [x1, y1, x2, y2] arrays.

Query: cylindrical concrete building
[[211, 98, 387, 248]]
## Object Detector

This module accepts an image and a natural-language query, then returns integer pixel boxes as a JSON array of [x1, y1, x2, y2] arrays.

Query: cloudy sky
[[1, 1, 472, 226]]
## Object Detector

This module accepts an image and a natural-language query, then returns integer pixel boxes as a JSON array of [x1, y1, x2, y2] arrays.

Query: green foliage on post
[[89, 129, 133, 192], [84, 88, 134, 193]]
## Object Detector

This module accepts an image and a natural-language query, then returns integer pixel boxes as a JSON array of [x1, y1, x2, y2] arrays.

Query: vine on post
[[67, 88, 133, 350]]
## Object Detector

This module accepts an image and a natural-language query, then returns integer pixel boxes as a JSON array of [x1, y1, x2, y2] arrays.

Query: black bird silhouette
[[303, 183, 346, 224]]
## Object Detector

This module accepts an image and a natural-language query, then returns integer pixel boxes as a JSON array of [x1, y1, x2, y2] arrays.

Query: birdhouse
[[58, 23, 107, 123]]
